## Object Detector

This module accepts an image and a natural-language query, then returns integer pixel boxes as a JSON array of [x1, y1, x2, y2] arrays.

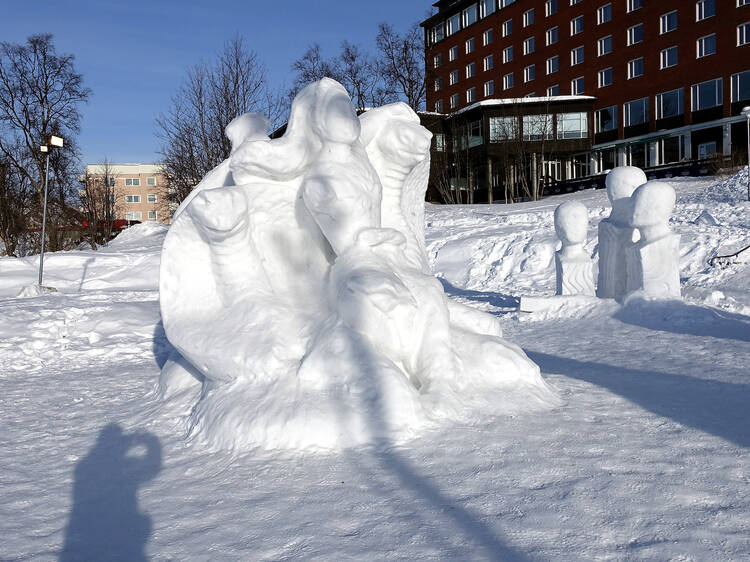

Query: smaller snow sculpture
[[597, 166, 647, 300], [625, 180, 681, 299], [553, 201, 595, 296]]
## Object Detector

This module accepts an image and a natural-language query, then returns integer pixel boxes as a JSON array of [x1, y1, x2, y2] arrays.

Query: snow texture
[[553, 201, 595, 296], [159, 79, 554, 452]]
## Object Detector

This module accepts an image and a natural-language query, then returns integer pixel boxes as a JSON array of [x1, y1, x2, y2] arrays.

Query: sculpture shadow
[[152, 319, 173, 369], [527, 351, 750, 448], [614, 297, 750, 343], [60, 423, 162, 561], [439, 277, 520, 310]]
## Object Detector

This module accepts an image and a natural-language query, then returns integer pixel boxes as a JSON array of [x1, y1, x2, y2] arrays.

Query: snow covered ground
[[1, 174, 749, 560]]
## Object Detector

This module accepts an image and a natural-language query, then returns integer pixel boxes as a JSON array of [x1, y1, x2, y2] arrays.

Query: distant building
[[421, 0, 750, 201], [84, 164, 171, 224]]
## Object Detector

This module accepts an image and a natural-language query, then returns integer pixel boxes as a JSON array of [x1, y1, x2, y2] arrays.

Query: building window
[[598, 4, 612, 24], [447, 13, 461, 36], [484, 54, 494, 71], [628, 57, 644, 79], [449, 46, 458, 61], [698, 141, 717, 159], [660, 10, 678, 34], [571, 15, 584, 36], [483, 28, 493, 45], [655, 88, 684, 119], [503, 72, 514, 90], [697, 33, 717, 57], [503, 46, 514, 63], [660, 46, 678, 69], [571, 0, 582, 5], [480, 0, 496, 18], [466, 62, 476, 78], [598, 67, 613, 87], [739, 22, 750, 45], [571, 46, 584, 66], [489, 116, 518, 141], [434, 77, 443, 91], [524, 64, 536, 82], [105, 177, 115, 187], [547, 55, 559, 74], [739, 0, 750, 6], [523, 114, 553, 141], [467, 87, 477, 103], [435, 99, 444, 112], [147, 193, 157, 203], [466, 37, 475, 54], [571, 76, 585, 94], [433, 133, 446, 151], [624, 97, 649, 126], [450, 93, 460, 109], [125, 211, 142, 221], [125, 194, 141, 203], [430, 23, 445, 45], [449, 70, 459, 85], [523, 37, 535, 55], [598, 35, 613, 56], [547, 84, 560, 96], [627, 24, 643, 46], [502, 19, 512, 37], [546, 26, 559, 45], [463, 4, 478, 27], [732, 70, 750, 101], [691, 77, 723, 110], [124, 178, 140, 186], [557, 112, 589, 139], [595, 105, 618, 132], [627, 0, 643, 12], [696, 0, 715, 22], [523, 9, 535, 27], [546, 0, 558, 17], [148, 210, 158, 220], [484, 80, 495, 96], [147, 177, 157, 186], [434, 54, 443, 68]]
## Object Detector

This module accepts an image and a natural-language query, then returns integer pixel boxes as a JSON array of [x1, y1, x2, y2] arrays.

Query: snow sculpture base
[[597, 221, 637, 300], [159, 79, 556, 452], [555, 253, 595, 296], [625, 234, 681, 299]]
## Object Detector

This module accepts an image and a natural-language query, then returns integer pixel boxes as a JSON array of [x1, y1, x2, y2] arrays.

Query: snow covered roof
[[448, 96, 596, 117], [85, 163, 164, 175]]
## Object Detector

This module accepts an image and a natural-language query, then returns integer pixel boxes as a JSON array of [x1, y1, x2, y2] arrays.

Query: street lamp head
[[742, 106, 750, 118], [49, 135, 64, 148], [40, 145, 48, 153]]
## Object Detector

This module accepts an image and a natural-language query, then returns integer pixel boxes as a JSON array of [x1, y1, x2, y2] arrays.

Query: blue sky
[[1, 1, 432, 165]]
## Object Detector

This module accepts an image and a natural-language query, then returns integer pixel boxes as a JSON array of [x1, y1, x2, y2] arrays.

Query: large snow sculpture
[[159, 79, 555, 451], [553, 201, 595, 296], [625, 180, 681, 299], [597, 166, 647, 300]]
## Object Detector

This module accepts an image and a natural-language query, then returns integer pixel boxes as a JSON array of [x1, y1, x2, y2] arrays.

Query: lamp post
[[37, 135, 63, 287], [743, 106, 750, 202]]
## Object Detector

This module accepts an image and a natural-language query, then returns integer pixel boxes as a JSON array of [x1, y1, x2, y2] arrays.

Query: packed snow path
[[1, 176, 749, 560]]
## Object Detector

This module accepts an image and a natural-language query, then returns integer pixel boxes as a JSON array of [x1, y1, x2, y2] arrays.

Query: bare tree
[[291, 43, 341, 92], [79, 159, 120, 249], [156, 36, 283, 205], [0, 34, 90, 254], [375, 23, 426, 111]]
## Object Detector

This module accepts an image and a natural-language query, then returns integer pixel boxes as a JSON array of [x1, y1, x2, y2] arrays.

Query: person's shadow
[[60, 423, 161, 561]]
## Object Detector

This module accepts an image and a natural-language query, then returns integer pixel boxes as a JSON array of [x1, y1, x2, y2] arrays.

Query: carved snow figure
[[159, 78, 556, 451], [553, 201, 595, 296], [625, 180, 681, 299], [597, 166, 648, 300]]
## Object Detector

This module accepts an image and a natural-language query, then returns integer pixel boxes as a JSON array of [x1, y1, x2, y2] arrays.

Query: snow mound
[[686, 166, 750, 205], [159, 80, 556, 452], [107, 222, 169, 251]]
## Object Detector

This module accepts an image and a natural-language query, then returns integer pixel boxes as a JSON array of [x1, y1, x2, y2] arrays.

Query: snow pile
[[160, 79, 555, 452]]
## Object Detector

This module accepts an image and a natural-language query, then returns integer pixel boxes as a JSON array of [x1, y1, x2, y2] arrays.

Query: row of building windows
[[120, 177, 159, 187], [429, 0, 744, 46], [124, 194, 159, 203], [125, 211, 159, 221], [436, 68, 750, 113], [435, 18, 750, 71]]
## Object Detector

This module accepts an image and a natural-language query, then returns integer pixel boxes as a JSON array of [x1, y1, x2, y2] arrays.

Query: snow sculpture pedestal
[[597, 166, 647, 300], [625, 181, 681, 299], [554, 201, 595, 297], [159, 79, 556, 452]]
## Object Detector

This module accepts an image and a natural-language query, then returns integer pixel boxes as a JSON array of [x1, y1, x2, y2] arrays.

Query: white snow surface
[[1, 171, 750, 559]]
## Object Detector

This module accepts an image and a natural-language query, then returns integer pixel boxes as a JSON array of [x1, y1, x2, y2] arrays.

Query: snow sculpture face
[[189, 188, 247, 238], [313, 79, 361, 144], [605, 166, 647, 224], [360, 103, 432, 168], [630, 180, 676, 235], [554, 200, 588, 246]]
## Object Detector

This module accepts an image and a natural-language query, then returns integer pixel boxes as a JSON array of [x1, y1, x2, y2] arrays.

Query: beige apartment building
[[84, 163, 171, 224]]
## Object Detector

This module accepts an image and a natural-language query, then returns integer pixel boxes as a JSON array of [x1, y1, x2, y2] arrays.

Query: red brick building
[[421, 0, 750, 200]]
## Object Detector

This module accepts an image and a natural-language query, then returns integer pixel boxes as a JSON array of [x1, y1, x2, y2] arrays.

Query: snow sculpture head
[[605, 166, 647, 225], [630, 180, 676, 242], [360, 103, 431, 167], [225, 113, 271, 154], [554, 200, 588, 255]]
